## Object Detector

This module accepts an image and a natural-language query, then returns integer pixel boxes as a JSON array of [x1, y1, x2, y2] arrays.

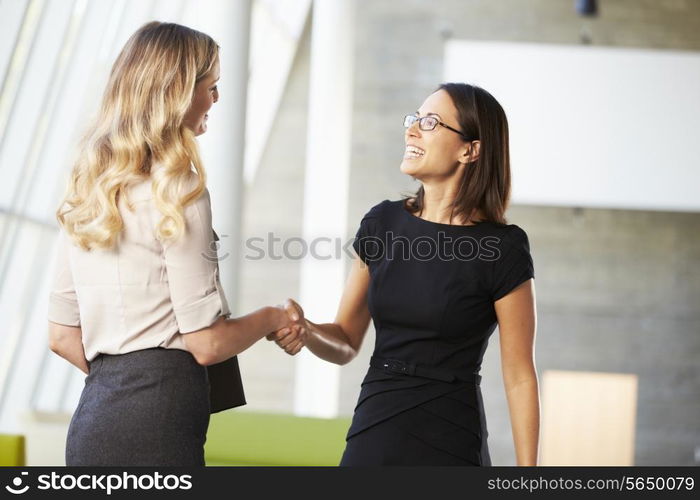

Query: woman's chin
[[400, 158, 420, 176]]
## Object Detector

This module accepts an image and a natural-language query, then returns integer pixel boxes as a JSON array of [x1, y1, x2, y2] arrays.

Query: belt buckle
[[383, 359, 408, 375]]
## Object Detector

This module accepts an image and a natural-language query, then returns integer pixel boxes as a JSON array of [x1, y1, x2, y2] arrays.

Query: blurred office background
[[0, 0, 698, 466]]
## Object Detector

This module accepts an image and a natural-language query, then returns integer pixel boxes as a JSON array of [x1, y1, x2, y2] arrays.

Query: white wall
[[445, 41, 700, 212]]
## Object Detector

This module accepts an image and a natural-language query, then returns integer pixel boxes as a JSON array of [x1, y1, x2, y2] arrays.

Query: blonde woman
[[47, 21, 298, 466]]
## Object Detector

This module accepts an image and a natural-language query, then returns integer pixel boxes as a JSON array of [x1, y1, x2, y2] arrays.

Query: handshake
[[269, 299, 308, 356]]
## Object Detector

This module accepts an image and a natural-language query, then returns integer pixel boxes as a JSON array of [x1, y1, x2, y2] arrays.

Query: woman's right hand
[[268, 299, 307, 355], [276, 298, 302, 328]]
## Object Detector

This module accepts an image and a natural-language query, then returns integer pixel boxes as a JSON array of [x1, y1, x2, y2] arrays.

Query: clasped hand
[[270, 299, 307, 355]]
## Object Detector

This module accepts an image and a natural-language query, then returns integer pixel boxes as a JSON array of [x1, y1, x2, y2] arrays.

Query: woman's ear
[[468, 140, 481, 163], [458, 140, 481, 165]]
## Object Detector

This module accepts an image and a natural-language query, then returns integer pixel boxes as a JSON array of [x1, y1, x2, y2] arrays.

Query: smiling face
[[183, 57, 220, 136], [400, 89, 471, 182]]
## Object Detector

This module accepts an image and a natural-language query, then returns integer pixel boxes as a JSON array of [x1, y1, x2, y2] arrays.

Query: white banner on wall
[[445, 40, 700, 212]]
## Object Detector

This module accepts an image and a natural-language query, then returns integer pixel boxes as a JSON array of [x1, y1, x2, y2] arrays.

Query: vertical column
[[294, 0, 355, 418], [194, 0, 251, 315]]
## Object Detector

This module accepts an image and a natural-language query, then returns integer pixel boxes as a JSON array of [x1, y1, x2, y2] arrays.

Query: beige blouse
[[47, 174, 230, 361]]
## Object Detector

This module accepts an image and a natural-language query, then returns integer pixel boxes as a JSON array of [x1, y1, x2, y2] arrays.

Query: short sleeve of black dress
[[491, 225, 535, 301], [352, 202, 387, 266]]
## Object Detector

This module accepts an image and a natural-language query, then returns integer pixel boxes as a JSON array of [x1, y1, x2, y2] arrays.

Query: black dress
[[339, 200, 535, 466]]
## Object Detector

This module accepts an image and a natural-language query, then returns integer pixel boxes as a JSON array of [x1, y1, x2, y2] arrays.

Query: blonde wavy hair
[[57, 21, 219, 251]]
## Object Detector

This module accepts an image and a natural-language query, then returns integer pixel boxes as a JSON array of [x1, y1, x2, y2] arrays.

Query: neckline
[[397, 200, 488, 229]]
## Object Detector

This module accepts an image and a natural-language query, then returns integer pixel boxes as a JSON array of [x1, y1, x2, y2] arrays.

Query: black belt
[[370, 356, 481, 385]]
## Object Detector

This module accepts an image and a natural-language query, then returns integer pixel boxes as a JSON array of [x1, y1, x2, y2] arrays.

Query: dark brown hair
[[404, 83, 511, 225]]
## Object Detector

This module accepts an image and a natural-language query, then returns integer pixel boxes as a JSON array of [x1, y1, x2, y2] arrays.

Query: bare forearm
[[207, 306, 285, 364], [505, 378, 540, 466], [51, 338, 89, 375], [304, 320, 357, 365]]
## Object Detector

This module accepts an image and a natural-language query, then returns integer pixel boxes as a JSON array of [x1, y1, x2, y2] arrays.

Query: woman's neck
[[419, 183, 481, 225]]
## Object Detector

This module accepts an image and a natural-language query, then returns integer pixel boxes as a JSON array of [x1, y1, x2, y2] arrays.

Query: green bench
[[204, 411, 351, 466], [0, 434, 25, 466]]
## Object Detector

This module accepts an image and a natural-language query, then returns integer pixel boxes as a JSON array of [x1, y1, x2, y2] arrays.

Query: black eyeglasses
[[403, 114, 468, 140]]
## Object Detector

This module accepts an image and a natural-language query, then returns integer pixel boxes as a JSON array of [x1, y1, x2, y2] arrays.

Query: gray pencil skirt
[[65, 348, 210, 466]]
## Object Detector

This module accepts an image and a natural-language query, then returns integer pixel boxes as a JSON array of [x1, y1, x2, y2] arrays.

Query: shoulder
[[159, 171, 211, 225], [360, 199, 405, 223], [177, 171, 210, 209], [504, 224, 530, 244], [354, 200, 397, 239], [125, 171, 209, 204], [360, 199, 395, 220], [182, 170, 208, 195], [494, 224, 532, 256]]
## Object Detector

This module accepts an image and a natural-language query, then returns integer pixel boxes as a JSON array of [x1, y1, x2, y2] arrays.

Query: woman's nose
[[406, 122, 420, 138]]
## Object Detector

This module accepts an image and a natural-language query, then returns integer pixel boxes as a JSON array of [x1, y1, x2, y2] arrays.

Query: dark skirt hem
[[65, 348, 210, 467]]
